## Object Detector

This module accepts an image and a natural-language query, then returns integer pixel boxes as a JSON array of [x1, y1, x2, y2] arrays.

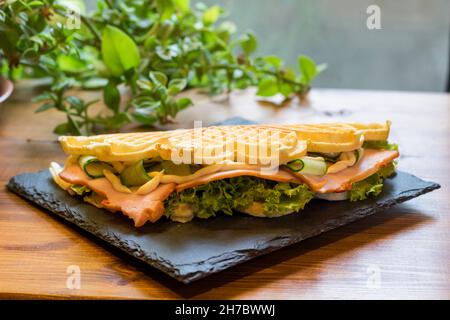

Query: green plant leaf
[[152, 85, 168, 102], [298, 55, 325, 85], [81, 78, 108, 89], [57, 55, 86, 74], [316, 63, 328, 76], [256, 77, 278, 97], [66, 96, 85, 113], [165, 97, 178, 117], [101, 25, 141, 77], [133, 111, 158, 125], [27, 1, 45, 7], [156, 0, 175, 20], [173, 0, 190, 13], [53, 122, 69, 135], [176, 97, 192, 110], [56, 0, 86, 14], [278, 82, 293, 98], [155, 44, 179, 61], [298, 55, 316, 84], [35, 102, 55, 113], [51, 78, 75, 92], [0, 27, 19, 57], [103, 81, 120, 113], [106, 112, 131, 129], [133, 102, 161, 125], [136, 79, 154, 91], [149, 71, 168, 87], [67, 114, 82, 135], [240, 32, 257, 56], [32, 92, 57, 103], [283, 67, 297, 81], [168, 78, 187, 95], [203, 5, 222, 26], [263, 55, 282, 68]]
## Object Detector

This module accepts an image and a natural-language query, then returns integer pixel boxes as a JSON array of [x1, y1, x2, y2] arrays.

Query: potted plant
[[0, 0, 325, 135], [0, 76, 13, 103]]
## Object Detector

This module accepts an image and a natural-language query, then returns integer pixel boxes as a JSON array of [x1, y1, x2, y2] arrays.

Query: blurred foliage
[[0, 0, 325, 135]]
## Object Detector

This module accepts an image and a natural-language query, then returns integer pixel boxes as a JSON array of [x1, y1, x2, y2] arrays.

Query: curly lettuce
[[70, 184, 91, 196], [363, 140, 398, 151], [164, 177, 313, 219], [350, 163, 396, 201]]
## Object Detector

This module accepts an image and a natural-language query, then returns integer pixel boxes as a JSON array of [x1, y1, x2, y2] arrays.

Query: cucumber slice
[[284, 157, 327, 175], [144, 161, 162, 172], [78, 155, 113, 178], [354, 148, 364, 163], [285, 159, 304, 172], [120, 160, 151, 187], [161, 161, 192, 176], [308, 152, 341, 163], [315, 191, 349, 201]]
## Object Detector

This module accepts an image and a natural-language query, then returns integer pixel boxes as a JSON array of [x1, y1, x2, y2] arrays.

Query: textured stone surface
[[7, 169, 440, 283]]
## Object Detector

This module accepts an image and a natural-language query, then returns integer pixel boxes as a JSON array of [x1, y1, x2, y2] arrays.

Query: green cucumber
[[120, 160, 151, 187], [144, 159, 193, 176], [354, 148, 363, 163], [284, 157, 327, 175], [308, 152, 341, 163], [78, 155, 113, 178], [161, 161, 192, 176]]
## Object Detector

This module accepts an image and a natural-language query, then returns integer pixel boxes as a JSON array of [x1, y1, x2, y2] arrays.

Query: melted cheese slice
[[60, 165, 175, 226], [291, 149, 399, 193]]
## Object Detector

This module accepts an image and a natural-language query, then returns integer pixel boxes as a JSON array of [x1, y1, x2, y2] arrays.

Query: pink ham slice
[[290, 149, 399, 193], [60, 165, 175, 226], [176, 169, 301, 192]]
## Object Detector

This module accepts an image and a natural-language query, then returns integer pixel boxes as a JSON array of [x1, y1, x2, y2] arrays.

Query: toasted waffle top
[[59, 122, 391, 163], [59, 125, 305, 164]]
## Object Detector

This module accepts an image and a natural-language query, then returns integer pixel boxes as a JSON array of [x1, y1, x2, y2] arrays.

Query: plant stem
[[84, 109, 90, 135], [105, 0, 114, 9], [80, 15, 101, 45], [210, 64, 308, 96]]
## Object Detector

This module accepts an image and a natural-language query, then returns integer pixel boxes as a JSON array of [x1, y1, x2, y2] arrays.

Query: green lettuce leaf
[[350, 163, 396, 202], [70, 184, 91, 196], [378, 162, 396, 179], [164, 177, 313, 219], [363, 140, 398, 151]]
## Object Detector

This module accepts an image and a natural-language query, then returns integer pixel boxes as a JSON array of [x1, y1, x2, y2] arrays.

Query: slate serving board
[[7, 169, 440, 283], [5, 117, 442, 283]]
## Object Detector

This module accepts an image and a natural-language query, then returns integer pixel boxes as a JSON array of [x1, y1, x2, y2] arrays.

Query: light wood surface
[[0, 84, 449, 299]]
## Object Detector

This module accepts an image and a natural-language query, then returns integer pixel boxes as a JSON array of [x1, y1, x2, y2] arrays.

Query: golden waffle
[[59, 131, 184, 162], [347, 121, 391, 141], [264, 123, 364, 153], [59, 122, 392, 163], [59, 126, 306, 165], [168, 125, 306, 165]]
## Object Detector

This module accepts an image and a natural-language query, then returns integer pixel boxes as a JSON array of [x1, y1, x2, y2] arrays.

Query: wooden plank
[[0, 86, 448, 299]]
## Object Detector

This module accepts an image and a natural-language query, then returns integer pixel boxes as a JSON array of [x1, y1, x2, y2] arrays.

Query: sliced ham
[[176, 169, 301, 192], [60, 164, 91, 185], [60, 164, 175, 226], [291, 149, 399, 193], [89, 179, 175, 226]]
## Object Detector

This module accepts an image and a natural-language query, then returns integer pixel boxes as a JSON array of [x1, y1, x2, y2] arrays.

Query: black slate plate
[[7, 169, 440, 283]]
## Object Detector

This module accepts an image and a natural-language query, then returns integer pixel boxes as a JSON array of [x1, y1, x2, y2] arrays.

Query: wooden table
[[0, 85, 449, 299]]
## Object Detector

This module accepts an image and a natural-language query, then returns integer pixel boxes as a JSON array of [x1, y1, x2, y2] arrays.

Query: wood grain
[[0, 84, 449, 299]]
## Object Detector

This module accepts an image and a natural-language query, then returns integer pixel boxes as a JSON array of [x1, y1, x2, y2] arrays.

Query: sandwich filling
[[53, 140, 399, 226]]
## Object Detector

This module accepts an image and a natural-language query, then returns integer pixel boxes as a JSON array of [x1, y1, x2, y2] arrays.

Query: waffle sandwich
[[50, 122, 399, 226]]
